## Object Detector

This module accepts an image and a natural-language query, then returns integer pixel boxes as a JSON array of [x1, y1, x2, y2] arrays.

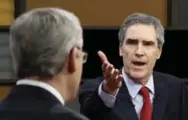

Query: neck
[[47, 75, 71, 102], [136, 77, 149, 85], [27, 75, 71, 103], [123, 70, 151, 86]]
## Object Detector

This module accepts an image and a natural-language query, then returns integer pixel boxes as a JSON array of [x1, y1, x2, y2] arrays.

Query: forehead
[[125, 24, 157, 42]]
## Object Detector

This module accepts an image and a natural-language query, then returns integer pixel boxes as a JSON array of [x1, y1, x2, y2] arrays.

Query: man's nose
[[135, 44, 144, 57]]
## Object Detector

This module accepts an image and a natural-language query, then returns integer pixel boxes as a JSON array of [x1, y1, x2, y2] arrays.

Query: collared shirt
[[98, 68, 155, 118], [17, 79, 65, 106]]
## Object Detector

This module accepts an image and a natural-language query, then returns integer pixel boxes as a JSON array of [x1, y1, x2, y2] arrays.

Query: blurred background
[[0, 0, 188, 112]]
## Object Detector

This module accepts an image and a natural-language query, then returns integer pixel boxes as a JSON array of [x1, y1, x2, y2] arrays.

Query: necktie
[[140, 87, 152, 120]]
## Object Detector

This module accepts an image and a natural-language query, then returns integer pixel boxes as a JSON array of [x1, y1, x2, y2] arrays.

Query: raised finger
[[110, 69, 119, 80], [105, 64, 114, 77], [98, 51, 108, 63], [102, 62, 109, 73]]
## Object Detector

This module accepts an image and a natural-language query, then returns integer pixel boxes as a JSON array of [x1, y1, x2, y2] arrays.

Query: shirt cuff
[[98, 82, 119, 108]]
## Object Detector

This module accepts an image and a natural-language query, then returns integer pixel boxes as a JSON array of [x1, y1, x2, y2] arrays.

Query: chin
[[129, 70, 148, 81]]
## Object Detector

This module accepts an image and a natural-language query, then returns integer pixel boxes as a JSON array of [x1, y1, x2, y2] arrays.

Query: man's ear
[[68, 48, 77, 73], [119, 44, 123, 56], [156, 47, 162, 59]]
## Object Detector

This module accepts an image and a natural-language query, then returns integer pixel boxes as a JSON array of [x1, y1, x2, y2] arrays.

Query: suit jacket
[[79, 72, 188, 120], [0, 85, 89, 120]]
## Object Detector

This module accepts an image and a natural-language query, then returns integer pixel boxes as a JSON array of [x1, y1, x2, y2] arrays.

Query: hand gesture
[[98, 51, 123, 94]]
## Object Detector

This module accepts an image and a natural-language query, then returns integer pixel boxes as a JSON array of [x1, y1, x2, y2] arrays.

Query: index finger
[[98, 51, 108, 63]]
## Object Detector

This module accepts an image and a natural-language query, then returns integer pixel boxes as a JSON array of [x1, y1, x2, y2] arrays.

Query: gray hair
[[118, 13, 165, 48], [10, 8, 83, 79]]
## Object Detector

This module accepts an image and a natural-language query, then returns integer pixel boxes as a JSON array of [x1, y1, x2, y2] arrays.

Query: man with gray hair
[[0, 8, 88, 120], [79, 13, 188, 120]]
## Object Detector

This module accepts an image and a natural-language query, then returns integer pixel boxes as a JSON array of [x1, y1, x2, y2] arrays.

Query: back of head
[[10, 8, 83, 79]]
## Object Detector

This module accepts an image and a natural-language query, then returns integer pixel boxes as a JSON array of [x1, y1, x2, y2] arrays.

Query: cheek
[[122, 51, 133, 66], [76, 59, 83, 78], [121, 46, 136, 65], [123, 48, 132, 61], [148, 54, 158, 67], [79, 60, 83, 72], [76, 58, 82, 68]]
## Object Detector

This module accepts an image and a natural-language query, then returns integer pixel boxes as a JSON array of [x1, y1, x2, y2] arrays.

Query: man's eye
[[126, 39, 138, 45], [143, 41, 154, 46]]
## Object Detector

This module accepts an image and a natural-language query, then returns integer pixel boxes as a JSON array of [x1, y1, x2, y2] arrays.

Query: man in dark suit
[[0, 8, 88, 120], [79, 13, 188, 120]]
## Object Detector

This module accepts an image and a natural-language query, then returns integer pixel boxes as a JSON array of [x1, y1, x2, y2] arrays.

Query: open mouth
[[132, 61, 146, 66]]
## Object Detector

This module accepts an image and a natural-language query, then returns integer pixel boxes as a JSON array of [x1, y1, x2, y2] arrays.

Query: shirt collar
[[16, 79, 65, 106], [122, 68, 154, 98]]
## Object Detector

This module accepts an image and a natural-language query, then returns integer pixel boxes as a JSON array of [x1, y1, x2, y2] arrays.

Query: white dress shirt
[[98, 69, 155, 118], [16, 79, 65, 106]]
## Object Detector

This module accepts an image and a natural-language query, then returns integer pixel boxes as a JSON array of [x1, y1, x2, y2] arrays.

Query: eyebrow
[[75, 46, 82, 50], [125, 38, 139, 44], [126, 38, 155, 42], [143, 40, 155, 45], [126, 38, 138, 41], [125, 38, 156, 45]]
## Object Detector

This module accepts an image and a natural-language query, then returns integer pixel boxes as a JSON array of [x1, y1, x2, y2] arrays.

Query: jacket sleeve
[[180, 80, 188, 120], [79, 77, 112, 120]]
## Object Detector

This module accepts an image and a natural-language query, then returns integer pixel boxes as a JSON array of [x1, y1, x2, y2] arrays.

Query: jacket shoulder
[[153, 71, 183, 85]]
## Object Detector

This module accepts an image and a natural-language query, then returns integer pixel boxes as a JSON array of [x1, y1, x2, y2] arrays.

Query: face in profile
[[119, 24, 162, 82], [67, 47, 87, 100]]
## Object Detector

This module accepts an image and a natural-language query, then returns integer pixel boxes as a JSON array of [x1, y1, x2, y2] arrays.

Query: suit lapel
[[111, 81, 139, 120], [152, 72, 168, 120]]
